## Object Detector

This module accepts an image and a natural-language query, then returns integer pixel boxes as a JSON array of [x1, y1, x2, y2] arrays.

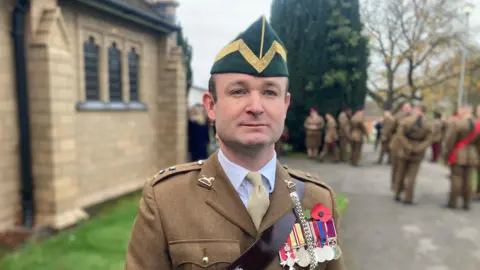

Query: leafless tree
[[362, 0, 467, 110]]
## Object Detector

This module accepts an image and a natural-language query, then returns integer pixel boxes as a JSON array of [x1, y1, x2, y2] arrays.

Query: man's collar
[[217, 149, 276, 193]]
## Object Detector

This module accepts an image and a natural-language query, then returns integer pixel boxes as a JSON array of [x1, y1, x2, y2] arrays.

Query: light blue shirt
[[217, 149, 276, 208]]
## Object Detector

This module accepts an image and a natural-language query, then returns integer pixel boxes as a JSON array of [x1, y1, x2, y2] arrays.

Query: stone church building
[[0, 0, 187, 232]]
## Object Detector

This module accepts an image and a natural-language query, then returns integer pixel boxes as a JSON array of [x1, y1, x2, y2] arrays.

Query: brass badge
[[198, 175, 215, 187], [284, 179, 296, 189]]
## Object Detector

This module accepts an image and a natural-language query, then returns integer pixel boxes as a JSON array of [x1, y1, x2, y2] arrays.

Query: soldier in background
[[389, 103, 413, 191], [349, 107, 368, 166], [430, 111, 446, 163], [393, 104, 433, 205], [337, 107, 351, 162], [443, 111, 460, 180], [374, 119, 383, 151], [376, 105, 395, 164], [304, 108, 325, 158], [443, 105, 480, 210], [476, 105, 480, 199], [188, 104, 211, 161], [320, 113, 339, 162]]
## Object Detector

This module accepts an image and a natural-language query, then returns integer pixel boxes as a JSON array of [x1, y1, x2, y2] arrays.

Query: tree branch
[[367, 88, 385, 105]]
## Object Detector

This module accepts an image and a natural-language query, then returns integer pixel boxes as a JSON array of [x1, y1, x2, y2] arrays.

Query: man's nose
[[246, 92, 264, 115]]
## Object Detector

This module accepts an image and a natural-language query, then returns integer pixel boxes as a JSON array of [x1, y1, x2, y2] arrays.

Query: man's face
[[413, 107, 421, 115], [203, 73, 290, 149], [463, 106, 473, 116], [402, 104, 412, 113], [458, 106, 470, 117]]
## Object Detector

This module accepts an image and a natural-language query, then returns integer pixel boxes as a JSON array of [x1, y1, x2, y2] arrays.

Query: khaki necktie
[[246, 171, 270, 230]]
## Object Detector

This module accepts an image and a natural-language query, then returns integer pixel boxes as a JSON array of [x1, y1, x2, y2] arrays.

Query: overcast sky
[[176, 0, 480, 90]]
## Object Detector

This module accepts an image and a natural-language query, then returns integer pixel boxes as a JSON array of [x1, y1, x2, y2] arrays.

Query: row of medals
[[279, 222, 341, 269]]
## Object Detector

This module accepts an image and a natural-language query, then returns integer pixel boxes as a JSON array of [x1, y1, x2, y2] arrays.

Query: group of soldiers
[[299, 101, 480, 211], [303, 107, 368, 166], [376, 102, 480, 210]]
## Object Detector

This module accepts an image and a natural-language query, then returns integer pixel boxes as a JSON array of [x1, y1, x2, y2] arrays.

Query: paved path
[[280, 144, 480, 270]]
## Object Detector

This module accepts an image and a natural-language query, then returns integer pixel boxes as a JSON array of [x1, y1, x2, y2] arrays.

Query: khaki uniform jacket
[[444, 117, 480, 166], [380, 113, 395, 142], [392, 111, 409, 133], [349, 114, 368, 142], [124, 152, 345, 270], [388, 111, 410, 150], [337, 112, 350, 138], [393, 115, 433, 161], [325, 119, 339, 143], [304, 115, 325, 134], [431, 119, 447, 143]]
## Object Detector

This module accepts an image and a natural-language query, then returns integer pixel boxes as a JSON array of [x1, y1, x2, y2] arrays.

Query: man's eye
[[231, 89, 247, 95], [264, 90, 278, 96]]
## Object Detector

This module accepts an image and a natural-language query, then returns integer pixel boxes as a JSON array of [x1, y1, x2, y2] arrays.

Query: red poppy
[[311, 203, 332, 222]]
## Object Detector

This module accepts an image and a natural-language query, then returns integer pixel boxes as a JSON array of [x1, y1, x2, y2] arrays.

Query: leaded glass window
[[84, 36, 99, 100], [108, 42, 122, 101], [128, 48, 139, 102]]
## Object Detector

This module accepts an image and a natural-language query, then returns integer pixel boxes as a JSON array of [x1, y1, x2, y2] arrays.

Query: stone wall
[[61, 2, 187, 210], [63, 4, 159, 208], [27, 6, 86, 228], [0, 0, 21, 231]]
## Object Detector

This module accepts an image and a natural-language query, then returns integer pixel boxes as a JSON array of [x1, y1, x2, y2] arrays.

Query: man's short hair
[[208, 75, 217, 102]]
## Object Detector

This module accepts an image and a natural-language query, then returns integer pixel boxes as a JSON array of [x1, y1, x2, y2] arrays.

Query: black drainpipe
[[11, 0, 34, 228]]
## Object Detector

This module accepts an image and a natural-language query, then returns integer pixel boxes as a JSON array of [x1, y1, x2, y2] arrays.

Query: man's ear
[[202, 92, 216, 122], [285, 92, 291, 110]]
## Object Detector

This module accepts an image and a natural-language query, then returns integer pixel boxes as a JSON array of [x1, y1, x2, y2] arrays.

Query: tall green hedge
[[270, 0, 368, 150]]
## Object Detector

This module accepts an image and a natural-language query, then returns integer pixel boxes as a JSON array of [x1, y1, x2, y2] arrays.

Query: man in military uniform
[[349, 107, 368, 166], [124, 16, 345, 270], [337, 108, 351, 162], [443, 111, 460, 180], [376, 105, 395, 164], [429, 111, 445, 163], [393, 104, 433, 205], [304, 108, 325, 158], [444, 105, 480, 210], [389, 103, 412, 191], [319, 113, 339, 162], [476, 104, 480, 199]]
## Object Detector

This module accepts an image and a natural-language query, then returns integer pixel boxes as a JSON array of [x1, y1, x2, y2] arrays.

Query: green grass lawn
[[0, 191, 142, 270], [0, 190, 349, 270], [336, 194, 348, 216]]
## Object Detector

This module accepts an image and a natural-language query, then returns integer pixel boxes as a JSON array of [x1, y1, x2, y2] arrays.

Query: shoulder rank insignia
[[150, 161, 202, 186], [198, 175, 215, 188]]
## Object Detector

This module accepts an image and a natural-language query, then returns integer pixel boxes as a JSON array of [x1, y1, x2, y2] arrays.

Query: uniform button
[[202, 256, 209, 265], [168, 167, 176, 171], [198, 160, 204, 165]]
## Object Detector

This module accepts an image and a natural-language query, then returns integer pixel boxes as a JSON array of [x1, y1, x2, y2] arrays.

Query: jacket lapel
[[202, 152, 257, 238], [257, 161, 294, 236]]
